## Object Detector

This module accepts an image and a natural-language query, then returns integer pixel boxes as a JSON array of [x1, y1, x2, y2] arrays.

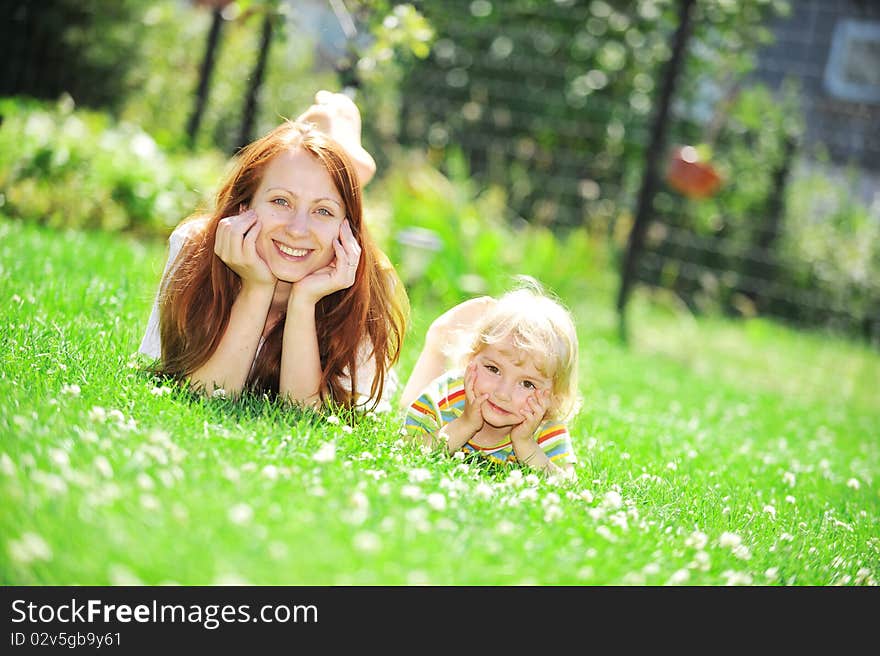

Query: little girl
[[402, 280, 580, 478]]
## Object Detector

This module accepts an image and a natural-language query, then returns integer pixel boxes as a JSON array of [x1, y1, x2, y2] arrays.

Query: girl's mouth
[[486, 400, 511, 415]]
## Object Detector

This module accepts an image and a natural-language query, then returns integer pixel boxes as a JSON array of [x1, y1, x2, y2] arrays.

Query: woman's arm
[[279, 219, 362, 406], [190, 210, 277, 395]]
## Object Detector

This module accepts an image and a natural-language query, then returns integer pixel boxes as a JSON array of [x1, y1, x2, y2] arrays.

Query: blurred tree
[[187, 1, 235, 147], [1, 0, 147, 112]]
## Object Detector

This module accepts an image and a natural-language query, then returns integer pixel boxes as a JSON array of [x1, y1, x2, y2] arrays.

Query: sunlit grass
[[1, 217, 877, 585]]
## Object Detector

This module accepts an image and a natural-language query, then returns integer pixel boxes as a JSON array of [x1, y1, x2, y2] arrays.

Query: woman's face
[[251, 147, 346, 283]]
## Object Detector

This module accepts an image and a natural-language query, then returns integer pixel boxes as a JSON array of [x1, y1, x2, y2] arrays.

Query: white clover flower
[[601, 490, 623, 510], [353, 531, 381, 553], [474, 482, 494, 499], [312, 442, 337, 463], [61, 383, 81, 396], [341, 425, 353, 434], [261, 465, 279, 480], [579, 489, 594, 503], [426, 493, 447, 511], [543, 505, 563, 522], [88, 406, 107, 422], [136, 473, 155, 490], [765, 567, 779, 580], [452, 451, 466, 461], [763, 504, 777, 519], [93, 456, 113, 478], [211, 388, 227, 399], [495, 520, 515, 535], [596, 525, 617, 542], [722, 570, 753, 586], [325, 415, 340, 425], [518, 487, 538, 502], [400, 485, 422, 500], [685, 530, 709, 550], [785, 495, 796, 504], [506, 469, 524, 486], [719, 532, 742, 548], [666, 461, 677, 471], [228, 503, 253, 525], [408, 467, 432, 483], [782, 471, 796, 487], [107, 564, 143, 586], [150, 386, 172, 396], [524, 473, 540, 487], [667, 568, 690, 585], [846, 478, 860, 490], [0, 453, 15, 476], [48, 448, 69, 468], [350, 491, 369, 510], [8, 532, 53, 564], [140, 494, 160, 511], [732, 544, 752, 560]]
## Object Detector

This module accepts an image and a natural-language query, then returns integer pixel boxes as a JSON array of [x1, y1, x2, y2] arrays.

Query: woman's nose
[[285, 209, 310, 235]]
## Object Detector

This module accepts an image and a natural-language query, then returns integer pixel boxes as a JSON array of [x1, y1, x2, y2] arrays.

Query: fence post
[[615, 0, 697, 343], [187, 6, 226, 148]]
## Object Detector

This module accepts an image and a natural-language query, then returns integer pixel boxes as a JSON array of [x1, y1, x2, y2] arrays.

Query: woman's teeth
[[277, 243, 308, 257]]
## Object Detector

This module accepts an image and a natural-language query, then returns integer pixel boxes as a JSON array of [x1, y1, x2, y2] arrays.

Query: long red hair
[[157, 122, 408, 408]]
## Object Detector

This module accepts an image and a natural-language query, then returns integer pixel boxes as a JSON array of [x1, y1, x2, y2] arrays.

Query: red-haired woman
[[140, 93, 408, 411]]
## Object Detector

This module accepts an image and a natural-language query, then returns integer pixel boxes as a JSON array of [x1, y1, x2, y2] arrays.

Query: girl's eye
[[522, 380, 536, 390], [485, 364, 499, 374]]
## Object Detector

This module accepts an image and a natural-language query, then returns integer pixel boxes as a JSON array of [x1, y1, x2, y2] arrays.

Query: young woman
[[140, 93, 408, 411]]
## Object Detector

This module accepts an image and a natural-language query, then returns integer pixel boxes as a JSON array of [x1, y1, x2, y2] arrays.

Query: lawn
[[1, 216, 877, 585]]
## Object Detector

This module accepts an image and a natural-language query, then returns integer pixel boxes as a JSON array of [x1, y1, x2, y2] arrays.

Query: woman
[[140, 93, 408, 411]]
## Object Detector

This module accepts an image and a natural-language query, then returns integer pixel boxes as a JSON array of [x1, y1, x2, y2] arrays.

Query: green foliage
[[371, 148, 607, 313], [0, 97, 225, 233]]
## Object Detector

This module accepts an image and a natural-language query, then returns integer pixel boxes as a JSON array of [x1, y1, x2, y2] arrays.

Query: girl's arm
[[190, 210, 277, 395], [509, 393, 577, 480]]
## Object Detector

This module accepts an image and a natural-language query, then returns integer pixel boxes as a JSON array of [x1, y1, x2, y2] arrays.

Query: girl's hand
[[291, 219, 362, 305], [460, 360, 489, 433], [510, 388, 550, 445], [214, 208, 276, 289]]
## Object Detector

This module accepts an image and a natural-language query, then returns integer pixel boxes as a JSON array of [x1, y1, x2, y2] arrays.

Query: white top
[[139, 219, 396, 410]]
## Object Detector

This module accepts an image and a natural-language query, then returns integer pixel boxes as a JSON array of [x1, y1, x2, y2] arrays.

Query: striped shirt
[[405, 370, 577, 466]]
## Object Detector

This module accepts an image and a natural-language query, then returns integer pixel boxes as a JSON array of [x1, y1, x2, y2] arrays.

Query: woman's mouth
[[275, 241, 311, 260]]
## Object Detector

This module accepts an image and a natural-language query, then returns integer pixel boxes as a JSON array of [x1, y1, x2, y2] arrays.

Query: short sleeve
[[404, 382, 443, 442], [138, 219, 205, 359], [535, 421, 578, 466]]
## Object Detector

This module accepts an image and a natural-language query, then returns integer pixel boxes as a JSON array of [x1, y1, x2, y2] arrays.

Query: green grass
[[1, 216, 878, 585]]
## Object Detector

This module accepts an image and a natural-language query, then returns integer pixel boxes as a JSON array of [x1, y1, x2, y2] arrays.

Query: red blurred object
[[666, 145, 722, 199]]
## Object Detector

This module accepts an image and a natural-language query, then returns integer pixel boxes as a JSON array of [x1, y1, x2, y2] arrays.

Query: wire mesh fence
[[393, 0, 880, 344]]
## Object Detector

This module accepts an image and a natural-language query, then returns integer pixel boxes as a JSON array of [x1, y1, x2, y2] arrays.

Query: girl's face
[[471, 335, 554, 429], [251, 147, 347, 283]]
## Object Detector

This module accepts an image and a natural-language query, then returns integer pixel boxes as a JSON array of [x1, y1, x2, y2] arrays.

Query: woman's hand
[[290, 219, 362, 306], [214, 208, 276, 289], [510, 388, 550, 446]]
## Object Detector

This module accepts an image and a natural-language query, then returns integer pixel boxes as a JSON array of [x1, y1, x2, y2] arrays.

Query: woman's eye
[[271, 198, 289, 207], [315, 207, 333, 217]]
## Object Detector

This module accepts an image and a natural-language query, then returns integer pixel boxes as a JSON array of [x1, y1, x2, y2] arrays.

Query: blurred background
[[2, 0, 879, 347]]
